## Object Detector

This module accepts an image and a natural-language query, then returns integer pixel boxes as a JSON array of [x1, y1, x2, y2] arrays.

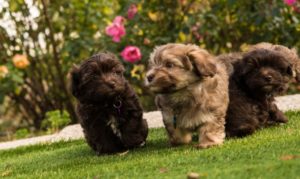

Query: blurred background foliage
[[0, 0, 299, 140]]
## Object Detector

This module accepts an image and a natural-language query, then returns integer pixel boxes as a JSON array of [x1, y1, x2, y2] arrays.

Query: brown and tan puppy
[[145, 43, 229, 149]]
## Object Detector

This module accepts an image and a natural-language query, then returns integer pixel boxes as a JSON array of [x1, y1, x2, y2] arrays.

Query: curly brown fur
[[220, 49, 293, 137], [71, 52, 148, 155], [145, 44, 229, 149], [248, 42, 300, 82]]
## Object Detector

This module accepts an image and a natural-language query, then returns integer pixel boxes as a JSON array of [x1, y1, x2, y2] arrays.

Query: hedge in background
[[0, 0, 299, 131]]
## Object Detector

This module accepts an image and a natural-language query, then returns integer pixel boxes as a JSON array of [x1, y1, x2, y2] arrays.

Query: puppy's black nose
[[147, 74, 155, 83], [265, 75, 273, 82], [107, 81, 116, 88]]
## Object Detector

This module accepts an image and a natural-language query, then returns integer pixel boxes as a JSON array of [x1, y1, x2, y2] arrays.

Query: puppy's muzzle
[[107, 81, 116, 89], [264, 75, 273, 82]]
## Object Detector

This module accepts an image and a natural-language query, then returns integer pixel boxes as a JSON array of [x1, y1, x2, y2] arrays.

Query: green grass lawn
[[1, 111, 300, 179]]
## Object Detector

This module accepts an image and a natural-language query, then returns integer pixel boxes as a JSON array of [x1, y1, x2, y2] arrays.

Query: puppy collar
[[113, 96, 122, 116], [113, 96, 126, 123], [173, 116, 177, 128]]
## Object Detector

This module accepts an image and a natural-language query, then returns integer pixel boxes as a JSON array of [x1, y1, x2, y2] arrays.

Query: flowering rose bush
[[0, 0, 300, 134]]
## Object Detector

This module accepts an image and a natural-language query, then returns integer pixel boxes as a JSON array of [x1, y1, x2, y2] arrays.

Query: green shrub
[[14, 128, 30, 139], [42, 110, 71, 133]]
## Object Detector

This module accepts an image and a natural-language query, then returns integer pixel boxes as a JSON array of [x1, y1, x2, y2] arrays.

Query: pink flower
[[127, 4, 138, 20], [105, 16, 126, 42], [284, 0, 296, 6], [113, 16, 125, 25], [121, 46, 142, 63]]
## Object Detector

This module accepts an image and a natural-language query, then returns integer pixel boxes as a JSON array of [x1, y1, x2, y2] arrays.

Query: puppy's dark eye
[[286, 66, 293, 76], [165, 62, 174, 68], [114, 71, 123, 76]]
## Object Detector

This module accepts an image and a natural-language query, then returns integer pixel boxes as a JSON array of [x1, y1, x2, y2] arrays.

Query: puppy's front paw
[[168, 129, 192, 147], [194, 142, 221, 149], [194, 143, 209, 149], [169, 138, 182, 147]]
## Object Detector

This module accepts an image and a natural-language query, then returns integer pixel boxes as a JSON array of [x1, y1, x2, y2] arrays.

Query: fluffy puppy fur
[[71, 52, 148, 155], [248, 42, 300, 82], [145, 43, 229, 149], [219, 49, 294, 137]]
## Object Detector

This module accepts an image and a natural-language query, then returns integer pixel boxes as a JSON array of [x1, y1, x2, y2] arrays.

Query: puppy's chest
[[251, 103, 271, 124], [106, 100, 135, 136], [106, 115, 122, 138], [179, 110, 215, 129], [162, 106, 214, 129], [160, 96, 213, 129]]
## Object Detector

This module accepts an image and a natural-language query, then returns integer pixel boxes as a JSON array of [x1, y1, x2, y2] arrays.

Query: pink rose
[[284, 0, 296, 6], [113, 16, 125, 25], [121, 46, 142, 63], [127, 4, 138, 20], [105, 16, 126, 42]]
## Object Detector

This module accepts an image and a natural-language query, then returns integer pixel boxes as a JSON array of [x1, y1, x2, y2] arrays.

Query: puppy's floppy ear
[[181, 55, 193, 70], [296, 72, 300, 83], [235, 56, 257, 78], [70, 65, 80, 98], [285, 64, 294, 77], [295, 65, 300, 82], [187, 49, 217, 77], [290, 48, 300, 82], [236, 49, 271, 78]]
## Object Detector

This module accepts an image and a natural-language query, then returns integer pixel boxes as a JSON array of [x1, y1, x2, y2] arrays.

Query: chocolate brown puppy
[[71, 52, 148, 155], [248, 42, 300, 82], [221, 49, 294, 137], [145, 44, 229, 149]]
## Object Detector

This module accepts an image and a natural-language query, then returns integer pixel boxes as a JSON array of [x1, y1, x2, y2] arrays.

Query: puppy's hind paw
[[270, 111, 288, 124], [169, 138, 183, 147], [139, 141, 146, 147], [96, 151, 101, 156], [275, 115, 288, 123]]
